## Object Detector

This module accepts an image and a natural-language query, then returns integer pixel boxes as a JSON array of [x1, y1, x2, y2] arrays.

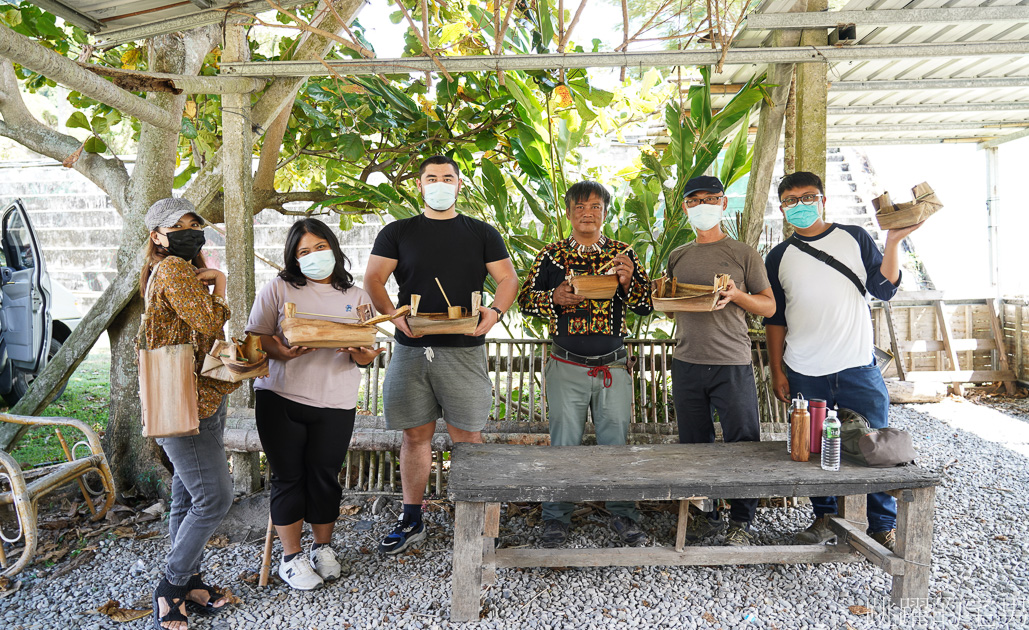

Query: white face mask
[[298, 249, 335, 281], [687, 204, 723, 232], [422, 182, 457, 212]]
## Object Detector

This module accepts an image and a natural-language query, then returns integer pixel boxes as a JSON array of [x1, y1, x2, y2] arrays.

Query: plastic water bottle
[[821, 409, 841, 471]]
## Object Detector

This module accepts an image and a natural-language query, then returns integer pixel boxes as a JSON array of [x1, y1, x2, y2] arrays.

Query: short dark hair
[[564, 181, 611, 211], [278, 218, 355, 292], [778, 171, 824, 200], [418, 155, 461, 179]]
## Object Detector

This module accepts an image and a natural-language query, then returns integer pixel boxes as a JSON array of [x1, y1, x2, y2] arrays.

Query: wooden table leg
[[891, 486, 936, 607], [483, 503, 501, 586], [451, 501, 486, 622], [675, 500, 690, 552], [837, 494, 867, 528]]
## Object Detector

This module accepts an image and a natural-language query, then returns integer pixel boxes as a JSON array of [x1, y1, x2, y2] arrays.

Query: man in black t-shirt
[[365, 155, 518, 555], [518, 181, 653, 548]]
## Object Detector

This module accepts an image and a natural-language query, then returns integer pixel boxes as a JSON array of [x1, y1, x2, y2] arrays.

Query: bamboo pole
[[259, 515, 275, 587]]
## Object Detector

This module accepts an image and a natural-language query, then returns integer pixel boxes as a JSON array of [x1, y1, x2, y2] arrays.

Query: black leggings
[[255, 390, 356, 526]]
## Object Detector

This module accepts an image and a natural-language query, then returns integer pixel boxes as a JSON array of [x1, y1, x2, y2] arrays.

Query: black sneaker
[[608, 515, 646, 545], [540, 519, 569, 548], [378, 517, 427, 555], [724, 520, 756, 547], [682, 513, 727, 542]]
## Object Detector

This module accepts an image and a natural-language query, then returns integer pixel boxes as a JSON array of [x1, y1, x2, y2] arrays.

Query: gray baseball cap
[[145, 197, 205, 232]]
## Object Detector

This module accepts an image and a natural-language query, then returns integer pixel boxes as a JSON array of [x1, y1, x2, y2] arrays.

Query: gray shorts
[[382, 344, 493, 432]]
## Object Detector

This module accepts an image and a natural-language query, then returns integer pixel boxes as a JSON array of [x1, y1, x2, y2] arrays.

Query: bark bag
[[137, 260, 199, 438]]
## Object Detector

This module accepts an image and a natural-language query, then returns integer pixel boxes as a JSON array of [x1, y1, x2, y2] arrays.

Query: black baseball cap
[[682, 175, 725, 197]]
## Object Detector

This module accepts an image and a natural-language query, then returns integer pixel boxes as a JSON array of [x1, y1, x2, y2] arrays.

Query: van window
[[3, 211, 34, 272]]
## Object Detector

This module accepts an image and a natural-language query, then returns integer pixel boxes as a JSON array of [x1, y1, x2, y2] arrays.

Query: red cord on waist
[[549, 354, 614, 388]]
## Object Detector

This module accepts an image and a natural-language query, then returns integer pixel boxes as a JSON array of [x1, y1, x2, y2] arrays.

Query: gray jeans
[[156, 398, 232, 586], [542, 354, 639, 524]]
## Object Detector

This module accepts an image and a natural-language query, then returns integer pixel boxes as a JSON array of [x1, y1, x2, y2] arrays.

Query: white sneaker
[[278, 554, 323, 590], [310, 545, 342, 581]]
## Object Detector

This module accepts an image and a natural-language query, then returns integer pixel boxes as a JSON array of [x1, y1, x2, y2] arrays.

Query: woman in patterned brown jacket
[[140, 198, 239, 630]]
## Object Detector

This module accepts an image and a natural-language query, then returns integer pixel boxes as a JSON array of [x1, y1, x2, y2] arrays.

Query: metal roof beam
[[746, 7, 1029, 29], [220, 41, 1029, 77], [830, 77, 1029, 92], [829, 138, 989, 146], [978, 128, 1029, 149], [829, 102, 1029, 115], [95, 0, 311, 46], [828, 122, 1029, 133], [29, 0, 104, 33]]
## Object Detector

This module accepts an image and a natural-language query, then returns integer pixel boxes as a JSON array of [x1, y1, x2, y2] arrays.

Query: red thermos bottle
[[809, 399, 827, 454]]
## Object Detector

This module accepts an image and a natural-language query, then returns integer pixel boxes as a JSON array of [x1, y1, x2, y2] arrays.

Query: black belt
[[550, 344, 626, 367]]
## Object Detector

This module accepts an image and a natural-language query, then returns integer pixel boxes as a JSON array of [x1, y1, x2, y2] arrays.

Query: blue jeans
[[784, 362, 897, 533], [156, 398, 233, 585]]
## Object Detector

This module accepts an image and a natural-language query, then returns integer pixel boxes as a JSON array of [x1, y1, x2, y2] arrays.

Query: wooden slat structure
[[872, 293, 1018, 394]]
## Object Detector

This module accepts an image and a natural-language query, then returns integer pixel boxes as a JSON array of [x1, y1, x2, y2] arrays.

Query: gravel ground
[[2, 398, 1028, 630]]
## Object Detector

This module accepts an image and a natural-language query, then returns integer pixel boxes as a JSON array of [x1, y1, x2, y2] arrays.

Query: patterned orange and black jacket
[[518, 236, 652, 355], [141, 256, 239, 417]]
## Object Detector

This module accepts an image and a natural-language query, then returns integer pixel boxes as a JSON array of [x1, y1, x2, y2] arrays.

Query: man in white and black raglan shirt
[[763, 171, 922, 551], [364, 156, 519, 555]]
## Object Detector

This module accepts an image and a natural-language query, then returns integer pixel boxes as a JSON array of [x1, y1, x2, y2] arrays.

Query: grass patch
[[5, 351, 111, 469]]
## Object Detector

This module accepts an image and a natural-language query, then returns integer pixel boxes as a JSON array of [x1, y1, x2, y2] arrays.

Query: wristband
[[490, 306, 504, 322]]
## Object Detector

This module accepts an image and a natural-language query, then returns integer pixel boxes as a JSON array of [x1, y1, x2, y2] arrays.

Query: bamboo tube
[[259, 515, 274, 587], [434, 277, 462, 319], [596, 246, 631, 272]]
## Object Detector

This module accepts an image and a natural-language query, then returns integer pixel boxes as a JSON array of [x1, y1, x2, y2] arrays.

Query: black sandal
[[152, 578, 188, 629], [184, 573, 229, 616]]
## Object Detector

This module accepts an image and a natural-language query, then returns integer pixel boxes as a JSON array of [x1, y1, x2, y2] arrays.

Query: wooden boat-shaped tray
[[652, 274, 730, 313], [202, 333, 269, 382], [407, 291, 481, 336], [569, 273, 618, 300], [873, 182, 942, 230], [280, 305, 409, 349]]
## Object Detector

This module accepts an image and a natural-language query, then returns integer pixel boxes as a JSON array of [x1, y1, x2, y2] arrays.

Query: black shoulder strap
[[788, 235, 867, 297]]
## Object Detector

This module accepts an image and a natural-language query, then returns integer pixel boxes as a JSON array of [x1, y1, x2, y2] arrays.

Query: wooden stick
[[596, 247, 631, 273], [259, 515, 275, 587], [434, 277, 454, 309], [284, 302, 360, 321]]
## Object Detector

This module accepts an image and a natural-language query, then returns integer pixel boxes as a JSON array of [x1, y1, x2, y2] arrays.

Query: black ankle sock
[[402, 503, 422, 523], [283, 552, 300, 563], [312, 542, 328, 551]]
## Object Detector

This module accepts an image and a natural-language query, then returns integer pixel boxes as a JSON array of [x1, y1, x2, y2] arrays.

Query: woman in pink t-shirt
[[245, 219, 383, 591]]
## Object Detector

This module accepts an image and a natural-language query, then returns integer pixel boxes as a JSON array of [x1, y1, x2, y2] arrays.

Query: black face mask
[[164, 229, 206, 261]]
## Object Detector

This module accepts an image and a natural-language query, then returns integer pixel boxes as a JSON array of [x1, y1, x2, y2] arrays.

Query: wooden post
[[795, 0, 828, 186], [986, 300, 1017, 394], [883, 302, 906, 381], [451, 501, 485, 622], [933, 301, 964, 396], [223, 23, 256, 410], [1016, 303, 1024, 381], [741, 0, 806, 249], [675, 499, 690, 552], [223, 23, 259, 494], [836, 494, 867, 528], [482, 502, 501, 586], [891, 486, 935, 607]]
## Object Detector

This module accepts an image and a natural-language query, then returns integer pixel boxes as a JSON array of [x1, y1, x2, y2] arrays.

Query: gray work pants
[[542, 355, 639, 524], [156, 398, 233, 586]]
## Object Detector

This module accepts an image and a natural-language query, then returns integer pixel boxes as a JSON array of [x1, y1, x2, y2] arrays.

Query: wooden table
[[447, 442, 940, 622]]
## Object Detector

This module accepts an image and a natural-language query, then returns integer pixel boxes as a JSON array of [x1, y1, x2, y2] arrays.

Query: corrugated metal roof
[[712, 0, 1029, 145]]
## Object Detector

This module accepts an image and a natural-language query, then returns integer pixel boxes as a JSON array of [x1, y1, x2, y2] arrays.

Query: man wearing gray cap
[[668, 175, 775, 547]]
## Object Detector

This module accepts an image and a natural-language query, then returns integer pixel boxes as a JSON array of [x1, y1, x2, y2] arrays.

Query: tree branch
[[0, 60, 129, 211], [0, 24, 180, 131]]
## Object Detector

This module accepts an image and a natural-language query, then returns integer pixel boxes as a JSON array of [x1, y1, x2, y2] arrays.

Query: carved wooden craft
[[408, 292, 482, 335], [568, 272, 619, 300], [279, 304, 409, 349], [202, 332, 270, 382], [873, 182, 942, 230], [652, 274, 731, 313]]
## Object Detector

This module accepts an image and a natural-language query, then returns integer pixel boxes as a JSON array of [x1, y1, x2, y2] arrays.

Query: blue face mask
[[785, 200, 822, 229], [298, 249, 336, 281]]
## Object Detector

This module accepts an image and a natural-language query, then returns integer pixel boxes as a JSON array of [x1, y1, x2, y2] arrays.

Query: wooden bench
[[446, 442, 940, 622], [223, 337, 788, 495]]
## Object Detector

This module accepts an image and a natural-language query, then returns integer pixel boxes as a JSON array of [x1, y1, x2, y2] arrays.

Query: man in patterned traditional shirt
[[518, 181, 653, 548]]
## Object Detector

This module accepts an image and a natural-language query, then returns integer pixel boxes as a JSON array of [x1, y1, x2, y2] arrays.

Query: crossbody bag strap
[[137, 259, 167, 349], [787, 235, 867, 297]]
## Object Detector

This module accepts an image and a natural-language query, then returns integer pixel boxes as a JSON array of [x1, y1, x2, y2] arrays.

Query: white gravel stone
[[2, 399, 1028, 629]]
